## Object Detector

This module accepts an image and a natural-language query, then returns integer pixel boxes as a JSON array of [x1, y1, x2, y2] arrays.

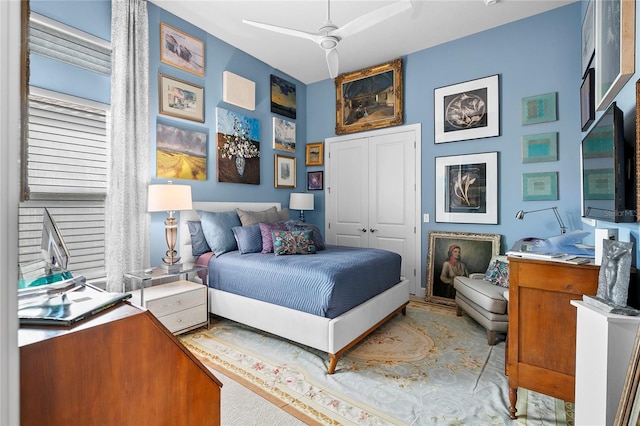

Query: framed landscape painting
[[273, 117, 295, 153], [160, 23, 204, 77], [271, 75, 296, 119], [335, 58, 403, 135], [434, 74, 500, 143], [426, 230, 501, 307], [156, 123, 207, 180], [158, 73, 204, 123]]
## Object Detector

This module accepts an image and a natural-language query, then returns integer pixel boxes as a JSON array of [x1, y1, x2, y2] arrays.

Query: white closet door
[[368, 131, 416, 289], [326, 137, 369, 247]]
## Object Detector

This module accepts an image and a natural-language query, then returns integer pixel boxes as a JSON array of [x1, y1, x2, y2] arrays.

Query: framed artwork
[[522, 172, 558, 201], [595, 0, 635, 111], [425, 230, 500, 307], [272, 117, 295, 153], [305, 142, 324, 166], [435, 151, 498, 224], [636, 79, 640, 222], [583, 168, 614, 200], [522, 132, 558, 163], [216, 108, 260, 185], [160, 23, 204, 77], [274, 154, 295, 188], [521, 92, 557, 125], [614, 325, 640, 425], [155, 123, 207, 180], [335, 58, 403, 135], [158, 73, 204, 123], [307, 171, 323, 191], [581, 68, 595, 131], [434, 74, 500, 143], [581, 0, 595, 77], [271, 75, 296, 119]]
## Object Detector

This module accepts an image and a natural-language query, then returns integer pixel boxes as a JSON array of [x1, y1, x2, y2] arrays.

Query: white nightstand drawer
[[160, 304, 207, 334], [145, 284, 205, 317]]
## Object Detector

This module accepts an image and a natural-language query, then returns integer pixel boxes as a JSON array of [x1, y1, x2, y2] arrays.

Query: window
[[19, 88, 110, 283]]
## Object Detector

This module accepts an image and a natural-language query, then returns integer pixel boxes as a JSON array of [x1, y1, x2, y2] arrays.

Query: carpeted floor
[[181, 301, 573, 425]]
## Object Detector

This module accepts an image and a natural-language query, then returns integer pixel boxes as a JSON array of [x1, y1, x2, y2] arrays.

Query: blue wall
[[29, 1, 640, 290]]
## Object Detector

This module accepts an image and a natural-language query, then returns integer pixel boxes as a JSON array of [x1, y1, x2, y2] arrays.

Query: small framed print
[[160, 23, 204, 77], [305, 142, 324, 166], [307, 171, 323, 191], [522, 92, 557, 125], [522, 172, 558, 201], [434, 74, 500, 143], [581, 68, 595, 131], [522, 133, 558, 163], [273, 117, 295, 153], [158, 73, 204, 123], [274, 154, 295, 188]]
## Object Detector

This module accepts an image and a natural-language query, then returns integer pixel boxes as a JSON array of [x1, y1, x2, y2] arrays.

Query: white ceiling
[[150, 0, 578, 84]]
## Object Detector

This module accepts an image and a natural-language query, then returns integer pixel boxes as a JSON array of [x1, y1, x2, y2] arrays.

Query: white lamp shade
[[148, 183, 193, 212], [289, 193, 314, 211]]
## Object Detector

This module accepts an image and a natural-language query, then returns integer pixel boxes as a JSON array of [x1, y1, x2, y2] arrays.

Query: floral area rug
[[180, 301, 573, 425]]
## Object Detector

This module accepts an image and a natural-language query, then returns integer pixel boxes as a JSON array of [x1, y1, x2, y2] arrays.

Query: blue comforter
[[207, 245, 402, 319]]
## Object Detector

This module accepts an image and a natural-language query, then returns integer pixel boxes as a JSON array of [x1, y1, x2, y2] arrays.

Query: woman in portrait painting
[[440, 244, 469, 298]]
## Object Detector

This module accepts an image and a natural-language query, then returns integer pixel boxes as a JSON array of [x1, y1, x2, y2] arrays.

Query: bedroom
[[2, 0, 640, 423]]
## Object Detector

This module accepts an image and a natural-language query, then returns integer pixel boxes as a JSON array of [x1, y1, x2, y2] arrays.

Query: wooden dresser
[[506, 257, 599, 419], [19, 302, 222, 425]]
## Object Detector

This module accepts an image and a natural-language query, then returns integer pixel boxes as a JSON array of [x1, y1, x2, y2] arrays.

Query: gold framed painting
[[335, 58, 403, 135], [305, 142, 324, 166]]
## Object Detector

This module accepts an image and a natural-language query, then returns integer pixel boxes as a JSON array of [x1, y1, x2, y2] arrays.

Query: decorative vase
[[235, 156, 245, 177]]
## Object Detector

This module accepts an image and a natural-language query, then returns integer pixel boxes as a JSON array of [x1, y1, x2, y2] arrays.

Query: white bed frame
[[179, 201, 410, 374]]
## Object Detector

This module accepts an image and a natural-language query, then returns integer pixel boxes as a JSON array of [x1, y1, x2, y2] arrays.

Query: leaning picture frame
[[274, 154, 296, 188], [160, 23, 205, 77], [434, 74, 500, 143], [335, 58, 403, 135], [614, 325, 640, 425], [158, 73, 204, 123], [595, 0, 635, 111], [435, 151, 498, 224], [425, 230, 501, 307]]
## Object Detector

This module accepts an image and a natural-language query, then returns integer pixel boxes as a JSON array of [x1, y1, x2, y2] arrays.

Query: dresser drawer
[[146, 285, 206, 317], [160, 304, 207, 333]]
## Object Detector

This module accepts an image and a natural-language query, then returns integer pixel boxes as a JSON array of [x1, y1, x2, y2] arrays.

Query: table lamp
[[148, 181, 193, 270], [289, 192, 314, 222]]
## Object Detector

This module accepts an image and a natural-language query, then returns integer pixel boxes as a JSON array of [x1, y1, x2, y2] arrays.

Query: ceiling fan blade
[[333, 0, 412, 39], [326, 48, 339, 79], [242, 19, 322, 44]]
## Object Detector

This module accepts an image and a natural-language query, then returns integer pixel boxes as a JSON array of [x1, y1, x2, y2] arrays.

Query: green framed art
[[522, 92, 557, 125], [522, 172, 558, 201], [522, 132, 558, 163]]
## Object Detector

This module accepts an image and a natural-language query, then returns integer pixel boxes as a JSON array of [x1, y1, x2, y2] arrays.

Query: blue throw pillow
[[197, 210, 241, 257], [187, 221, 211, 257], [231, 224, 263, 254]]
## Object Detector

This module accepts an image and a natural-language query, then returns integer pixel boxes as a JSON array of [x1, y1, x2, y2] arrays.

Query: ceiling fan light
[[320, 36, 338, 50], [484, 0, 498, 5]]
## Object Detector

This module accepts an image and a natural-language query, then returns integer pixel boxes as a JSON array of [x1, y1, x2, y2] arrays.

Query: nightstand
[[125, 264, 208, 334]]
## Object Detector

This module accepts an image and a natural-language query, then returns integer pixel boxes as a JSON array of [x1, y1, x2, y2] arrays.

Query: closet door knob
[[360, 228, 367, 232], [370, 228, 378, 233]]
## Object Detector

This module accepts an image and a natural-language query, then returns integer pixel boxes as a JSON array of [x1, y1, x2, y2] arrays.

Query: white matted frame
[[435, 151, 498, 224], [158, 73, 204, 122], [434, 74, 500, 143]]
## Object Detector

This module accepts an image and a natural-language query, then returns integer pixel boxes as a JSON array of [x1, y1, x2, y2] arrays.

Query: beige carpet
[[182, 301, 573, 425]]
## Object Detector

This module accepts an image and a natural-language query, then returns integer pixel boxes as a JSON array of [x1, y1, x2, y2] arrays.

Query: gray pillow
[[187, 221, 211, 257], [197, 210, 241, 257], [236, 207, 281, 226]]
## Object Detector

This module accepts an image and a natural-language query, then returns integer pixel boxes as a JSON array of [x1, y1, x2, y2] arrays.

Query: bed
[[179, 201, 410, 374]]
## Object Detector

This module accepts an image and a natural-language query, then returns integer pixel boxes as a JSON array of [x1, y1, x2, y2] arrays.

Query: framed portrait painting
[[426, 230, 501, 307], [160, 23, 204, 77], [434, 74, 500, 143], [335, 58, 403, 135], [158, 73, 204, 123], [435, 151, 498, 224]]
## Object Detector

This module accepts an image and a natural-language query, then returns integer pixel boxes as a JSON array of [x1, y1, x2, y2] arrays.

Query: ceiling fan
[[242, 0, 413, 79]]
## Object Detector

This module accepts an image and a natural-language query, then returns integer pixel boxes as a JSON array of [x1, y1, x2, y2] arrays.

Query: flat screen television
[[581, 102, 636, 223]]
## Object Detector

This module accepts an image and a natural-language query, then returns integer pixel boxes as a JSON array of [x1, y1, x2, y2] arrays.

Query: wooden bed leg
[[401, 306, 407, 315], [328, 354, 338, 374]]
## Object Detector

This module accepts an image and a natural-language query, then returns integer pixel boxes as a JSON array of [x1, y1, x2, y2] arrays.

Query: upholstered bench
[[453, 256, 509, 345]]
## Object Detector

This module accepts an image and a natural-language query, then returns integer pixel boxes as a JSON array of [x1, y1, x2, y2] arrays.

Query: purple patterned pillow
[[259, 222, 286, 253]]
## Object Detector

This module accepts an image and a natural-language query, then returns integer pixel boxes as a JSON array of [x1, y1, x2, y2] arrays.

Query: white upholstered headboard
[[179, 201, 282, 265]]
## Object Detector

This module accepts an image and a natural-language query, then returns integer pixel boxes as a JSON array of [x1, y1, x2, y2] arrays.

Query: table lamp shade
[[289, 193, 314, 211], [148, 183, 193, 213]]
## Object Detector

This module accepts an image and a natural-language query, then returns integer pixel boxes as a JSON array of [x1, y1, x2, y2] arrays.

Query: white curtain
[[106, 0, 150, 292]]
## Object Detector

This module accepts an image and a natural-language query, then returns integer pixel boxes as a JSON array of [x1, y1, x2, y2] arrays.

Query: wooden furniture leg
[[509, 386, 517, 419]]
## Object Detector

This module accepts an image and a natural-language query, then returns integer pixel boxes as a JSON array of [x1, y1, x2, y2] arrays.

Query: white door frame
[[325, 123, 422, 296]]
